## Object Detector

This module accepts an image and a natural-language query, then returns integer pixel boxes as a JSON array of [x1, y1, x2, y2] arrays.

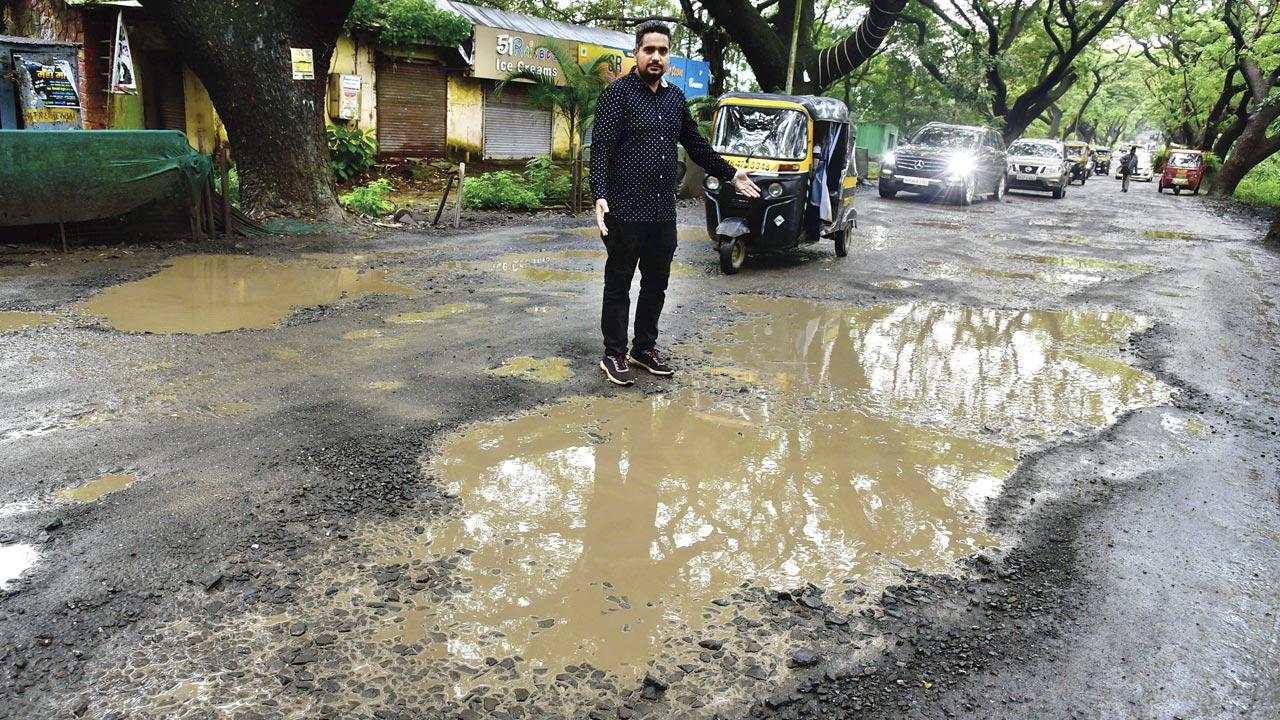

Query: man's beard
[[638, 63, 665, 81]]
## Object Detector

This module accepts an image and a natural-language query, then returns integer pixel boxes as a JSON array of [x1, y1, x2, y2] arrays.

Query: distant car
[[878, 122, 1007, 206], [1005, 138, 1071, 199], [1158, 148, 1206, 195], [1114, 149, 1154, 181]]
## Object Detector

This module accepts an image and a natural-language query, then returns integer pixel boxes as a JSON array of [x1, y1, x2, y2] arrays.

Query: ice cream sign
[[473, 25, 567, 83]]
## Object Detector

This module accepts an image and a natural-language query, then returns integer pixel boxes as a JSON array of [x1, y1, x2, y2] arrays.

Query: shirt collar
[[627, 68, 669, 91]]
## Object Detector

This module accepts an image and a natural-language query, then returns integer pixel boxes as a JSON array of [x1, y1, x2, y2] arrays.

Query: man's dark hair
[[634, 20, 672, 48]]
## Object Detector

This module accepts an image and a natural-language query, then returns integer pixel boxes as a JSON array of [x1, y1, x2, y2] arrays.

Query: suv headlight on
[[948, 154, 977, 176], [706, 176, 721, 191]]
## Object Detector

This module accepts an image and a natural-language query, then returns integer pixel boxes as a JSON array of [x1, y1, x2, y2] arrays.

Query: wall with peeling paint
[[448, 73, 483, 159]]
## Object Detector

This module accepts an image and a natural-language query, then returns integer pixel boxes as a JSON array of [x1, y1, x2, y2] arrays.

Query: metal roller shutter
[[483, 84, 552, 160], [376, 58, 447, 157]]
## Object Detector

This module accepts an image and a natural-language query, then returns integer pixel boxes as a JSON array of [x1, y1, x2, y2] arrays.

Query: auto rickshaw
[[1158, 148, 1206, 195], [1064, 141, 1092, 184], [1093, 148, 1112, 175], [702, 93, 858, 274]]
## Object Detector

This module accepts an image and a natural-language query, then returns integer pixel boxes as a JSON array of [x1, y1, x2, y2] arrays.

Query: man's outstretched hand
[[732, 169, 761, 198], [595, 198, 610, 236]]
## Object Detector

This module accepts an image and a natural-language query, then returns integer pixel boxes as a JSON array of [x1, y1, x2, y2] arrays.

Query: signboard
[[291, 48, 314, 80], [578, 43, 634, 83], [665, 57, 711, 97], [471, 25, 570, 84], [12, 53, 82, 129], [328, 73, 361, 120], [109, 11, 137, 94]]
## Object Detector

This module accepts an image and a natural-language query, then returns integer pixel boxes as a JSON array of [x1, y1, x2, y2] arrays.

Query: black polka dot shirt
[[589, 70, 737, 222]]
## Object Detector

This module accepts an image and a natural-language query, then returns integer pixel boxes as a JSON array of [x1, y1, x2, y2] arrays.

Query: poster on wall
[[12, 53, 83, 129], [109, 11, 137, 94], [291, 48, 315, 80]]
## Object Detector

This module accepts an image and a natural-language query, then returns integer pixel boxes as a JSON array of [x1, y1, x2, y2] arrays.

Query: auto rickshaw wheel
[[833, 230, 849, 258], [1174, 186, 1181, 195], [718, 237, 745, 274], [1193, 184, 1200, 195]]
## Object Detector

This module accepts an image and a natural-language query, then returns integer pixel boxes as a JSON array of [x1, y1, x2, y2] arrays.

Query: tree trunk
[[1209, 104, 1280, 196], [1212, 94, 1251, 159], [139, 0, 351, 220]]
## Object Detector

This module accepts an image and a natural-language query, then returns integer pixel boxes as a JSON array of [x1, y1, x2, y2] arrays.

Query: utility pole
[[785, 0, 802, 93]]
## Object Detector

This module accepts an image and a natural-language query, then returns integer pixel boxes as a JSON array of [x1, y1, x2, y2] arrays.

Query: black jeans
[[600, 217, 677, 357]]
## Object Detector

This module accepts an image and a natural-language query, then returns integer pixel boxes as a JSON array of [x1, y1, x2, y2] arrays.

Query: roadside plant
[[463, 170, 543, 211], [327, 125, 378, 183], [340, 178, 395, 215]]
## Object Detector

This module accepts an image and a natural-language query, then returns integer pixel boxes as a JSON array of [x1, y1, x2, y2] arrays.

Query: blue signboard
[[663, 56, 710, 97]]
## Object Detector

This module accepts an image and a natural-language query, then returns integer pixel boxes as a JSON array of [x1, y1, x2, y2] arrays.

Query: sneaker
[[600, 353, 635, 386], [630, 347, 674, 377]]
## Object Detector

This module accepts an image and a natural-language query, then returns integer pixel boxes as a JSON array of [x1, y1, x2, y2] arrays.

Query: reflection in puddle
[[486, 356, 574, 383], [498, 296, 530, 304], [368, 381, 404, 392], [525, 305, 560, 315], [0, 544, 38, 589], [77, 255, 419, 334], [874, 279, 918, 289], [1140, 230, 1203, 241], [56, 473, 138, 503], [1007, 254, 1158, 273], [387, 303, 486, 324], [970, 267, 1038, 280], [0, 311, 57, 331], [374, 296, 1167, 680]]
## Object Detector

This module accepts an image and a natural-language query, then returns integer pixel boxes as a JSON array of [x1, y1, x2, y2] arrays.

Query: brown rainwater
[[77, 255, 418, 334], [56, 473, 138, 503], [367, 296, 1169, 681], [0, 311, 57, 331]]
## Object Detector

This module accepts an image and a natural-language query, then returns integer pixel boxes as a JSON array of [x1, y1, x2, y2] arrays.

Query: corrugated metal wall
[[483, 84, 551, 159], [376, 57, 447, 157]]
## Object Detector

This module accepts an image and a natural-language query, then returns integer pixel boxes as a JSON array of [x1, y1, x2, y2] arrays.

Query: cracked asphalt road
[[1, 176, 1278, 720]]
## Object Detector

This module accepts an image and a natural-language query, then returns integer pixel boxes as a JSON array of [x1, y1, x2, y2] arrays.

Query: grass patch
[[1235, 155, 1280, 208]]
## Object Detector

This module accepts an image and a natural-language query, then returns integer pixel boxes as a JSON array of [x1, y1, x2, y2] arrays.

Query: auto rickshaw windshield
[[1008, 141, 1062, 158], [713, 106, 809, 161], [1168, 152, 1202, 168]]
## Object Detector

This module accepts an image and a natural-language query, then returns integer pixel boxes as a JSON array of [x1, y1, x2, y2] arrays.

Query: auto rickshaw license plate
[[901, 176, 929, 186], [1173, 178, 1188, 185]]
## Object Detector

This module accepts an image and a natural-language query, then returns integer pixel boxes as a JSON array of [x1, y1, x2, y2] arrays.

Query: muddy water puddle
[[91, 296, 1170, 718], [0, 311, 57, 331], [56, 473, 139, 503], [0, 543, 38, 589], [1140, 229, 1204, 241], [486, 356, 574, 383], [77, 255, 418, 334], [1006, 253, 1159, 273], [387, 303, 486, 324]]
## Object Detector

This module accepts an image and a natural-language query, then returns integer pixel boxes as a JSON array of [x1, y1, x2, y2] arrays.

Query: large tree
[[139, 0, 354, 219], [903, 0, 1130, 143], [1209, 0, 1280, 195], [690, 0, 911, 94]]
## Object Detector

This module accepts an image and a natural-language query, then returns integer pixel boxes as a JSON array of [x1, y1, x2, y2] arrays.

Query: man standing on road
[[590, 20, 760, 386], [1120, 146, 1138, 192]]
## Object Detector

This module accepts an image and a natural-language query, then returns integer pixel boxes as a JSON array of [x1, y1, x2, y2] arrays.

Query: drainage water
[[77, 255, 417, 334]]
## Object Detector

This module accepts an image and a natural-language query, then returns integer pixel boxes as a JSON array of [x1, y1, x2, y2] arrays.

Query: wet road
[[1, 175, 1278, 719]]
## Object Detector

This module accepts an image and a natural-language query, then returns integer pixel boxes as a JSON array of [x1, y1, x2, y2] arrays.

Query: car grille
[[1016, 164, 1045, 174], [894, 154, 947, 177]]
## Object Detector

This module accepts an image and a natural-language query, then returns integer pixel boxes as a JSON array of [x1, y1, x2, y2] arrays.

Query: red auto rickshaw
[[1158, 149, 1206, 195]]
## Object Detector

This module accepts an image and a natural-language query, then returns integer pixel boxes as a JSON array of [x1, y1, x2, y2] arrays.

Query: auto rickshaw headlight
[[767, 183, 784, 198], [706, 176, 721, 191]]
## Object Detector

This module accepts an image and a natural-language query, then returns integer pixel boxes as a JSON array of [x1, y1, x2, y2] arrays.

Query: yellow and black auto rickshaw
[[702, 93, 857, 274], [1064, 141, 1093, 185]]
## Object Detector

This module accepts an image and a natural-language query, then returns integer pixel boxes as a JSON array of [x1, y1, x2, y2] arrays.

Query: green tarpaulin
[[0, 130, 212, 227]]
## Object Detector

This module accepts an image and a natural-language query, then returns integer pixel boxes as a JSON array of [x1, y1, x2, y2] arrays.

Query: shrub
[[340, 178, 395, 215], [345, 0, 472, 48], [463, 171, 543, 210], [1235, 155, 1280, 208], [225, 166, 241, 209], [327, 125, 377, 183]]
